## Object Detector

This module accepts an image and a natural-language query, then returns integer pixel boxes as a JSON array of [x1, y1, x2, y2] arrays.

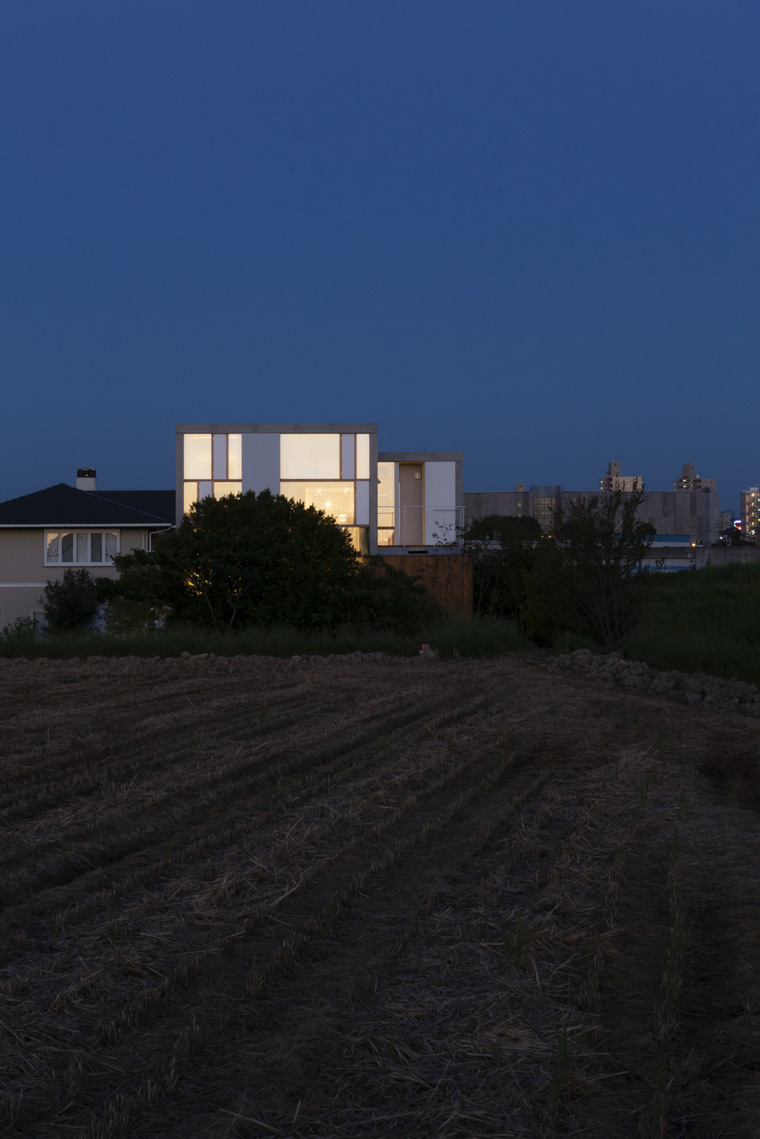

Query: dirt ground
[[1, 652, 759, 1138]]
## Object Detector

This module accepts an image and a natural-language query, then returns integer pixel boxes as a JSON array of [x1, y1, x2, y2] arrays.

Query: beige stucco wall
[[0, 528, 154, 628]]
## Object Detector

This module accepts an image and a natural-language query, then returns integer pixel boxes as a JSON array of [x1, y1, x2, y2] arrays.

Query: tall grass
[[0, 616, 531, 661], [622, 563, 760, 685]]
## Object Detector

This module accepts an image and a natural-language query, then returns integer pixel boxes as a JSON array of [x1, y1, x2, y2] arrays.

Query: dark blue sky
[[1, 1, 757, 510]]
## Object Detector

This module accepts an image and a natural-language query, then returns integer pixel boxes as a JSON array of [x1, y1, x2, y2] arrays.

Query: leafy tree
[[520, 489, 652, 647], [41, 568, 102, 635], [113, 490, 435, 633], [462, 514, 542, 618], [464, 514, 542, 543], [113, 490, 359, 632]]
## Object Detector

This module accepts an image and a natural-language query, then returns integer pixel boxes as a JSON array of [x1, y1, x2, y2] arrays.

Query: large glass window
[[345, 526, 369, 555], [183, 432, 243, 513], [280, 481, 355, 524], [228, 434, 242, 479], [184, 434, 212, 479], [45, 531, 119, 565], [280, 434, 340, 479], [183, 481, 241, 513], [184, 482, 199, 515], [213, 481, 242, 498], [378, 461, 396, 531]]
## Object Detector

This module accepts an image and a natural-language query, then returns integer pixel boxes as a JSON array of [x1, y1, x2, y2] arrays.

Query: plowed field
[[1, 653, 759, 1137]]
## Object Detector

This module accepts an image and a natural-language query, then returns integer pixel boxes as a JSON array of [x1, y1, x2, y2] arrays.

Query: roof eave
[[0, 522, 174, 529]]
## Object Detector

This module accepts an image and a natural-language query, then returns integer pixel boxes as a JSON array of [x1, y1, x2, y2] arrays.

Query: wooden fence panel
[[378, 555, 473, 618]]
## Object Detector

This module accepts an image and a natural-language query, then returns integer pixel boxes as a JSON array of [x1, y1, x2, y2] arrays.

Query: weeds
[[0, 616, 531, 660], [622, 562, 760, 686]]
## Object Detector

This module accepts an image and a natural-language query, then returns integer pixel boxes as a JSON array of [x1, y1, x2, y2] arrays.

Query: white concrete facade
[[176, 425, 464, 556]]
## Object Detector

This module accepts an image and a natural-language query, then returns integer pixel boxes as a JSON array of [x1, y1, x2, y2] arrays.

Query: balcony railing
[[377, 505, 464, 548]]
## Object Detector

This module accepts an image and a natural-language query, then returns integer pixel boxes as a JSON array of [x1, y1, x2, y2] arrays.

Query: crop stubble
[[1, 654, 759, 1137]]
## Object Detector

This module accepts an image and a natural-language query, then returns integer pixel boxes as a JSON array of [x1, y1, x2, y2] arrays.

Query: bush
[[1, 616, 39, 649], [102, 598, 171, 636], [41, 569, 101, 636], [345, 557, 443, 632]]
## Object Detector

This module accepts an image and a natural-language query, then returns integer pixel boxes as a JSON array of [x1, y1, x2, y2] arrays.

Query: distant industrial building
[[464, 460, 721, 546]]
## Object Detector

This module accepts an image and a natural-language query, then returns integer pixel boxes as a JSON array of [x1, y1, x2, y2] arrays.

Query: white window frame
[[44, 530, 120, 566]]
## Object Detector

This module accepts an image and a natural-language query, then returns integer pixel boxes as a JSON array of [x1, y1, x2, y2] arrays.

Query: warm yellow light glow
[[280, 481, 355, 523]]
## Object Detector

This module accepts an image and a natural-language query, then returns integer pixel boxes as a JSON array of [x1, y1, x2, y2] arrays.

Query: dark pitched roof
[[92, 490, 176, 524], [0, 484, 176, 527]]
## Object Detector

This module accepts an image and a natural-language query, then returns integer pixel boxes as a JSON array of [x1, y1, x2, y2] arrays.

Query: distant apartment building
[[673, 463, 717, 493], [600, 461, 643, 492], [740, 487, 760, 541], [464, 460, 720, 545]]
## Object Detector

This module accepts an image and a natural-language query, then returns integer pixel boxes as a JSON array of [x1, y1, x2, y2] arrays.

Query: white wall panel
[[341, 434, 355, 479], [242, 432, 280, 494], [356, 481, 370, 525], [424, 462, 457, 544]]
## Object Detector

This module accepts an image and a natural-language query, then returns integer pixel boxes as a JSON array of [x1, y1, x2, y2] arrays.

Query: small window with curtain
[[45, 531, 120, 565]]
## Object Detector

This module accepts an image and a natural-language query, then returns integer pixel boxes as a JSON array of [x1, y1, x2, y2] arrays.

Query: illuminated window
[[280, 481, 355, 523], [345, 526, 369, 555], [228, 434, 242, 479], [378, 461, 395, 530], [45, 531, 119, 565], [184, 434, 212, 479], [183, 433, 243, 513], [281, 434, 341, 479], [212, 482, 242, 498], [183, 481, 242, 512], [184, 482, 199, 515]]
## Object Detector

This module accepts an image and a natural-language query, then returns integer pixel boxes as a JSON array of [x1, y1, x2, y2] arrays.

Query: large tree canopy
[[464, 514, 542, 543], [114, 490, 362, 632], [114, 490, 437, 633]]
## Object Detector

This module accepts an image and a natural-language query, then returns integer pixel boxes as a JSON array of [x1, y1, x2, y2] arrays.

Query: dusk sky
[[1, 1, 757, 511]]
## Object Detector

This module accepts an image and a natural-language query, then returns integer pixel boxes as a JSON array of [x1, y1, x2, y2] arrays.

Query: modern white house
[[176, 423, 464, 556]]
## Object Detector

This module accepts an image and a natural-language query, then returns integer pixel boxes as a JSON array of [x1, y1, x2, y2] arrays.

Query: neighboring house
[[176, 423, 464, 555], [0, 470, 175, 628]]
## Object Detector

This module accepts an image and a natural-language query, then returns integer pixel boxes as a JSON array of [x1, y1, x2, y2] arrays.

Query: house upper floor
[[176, 423, 463, 554]]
